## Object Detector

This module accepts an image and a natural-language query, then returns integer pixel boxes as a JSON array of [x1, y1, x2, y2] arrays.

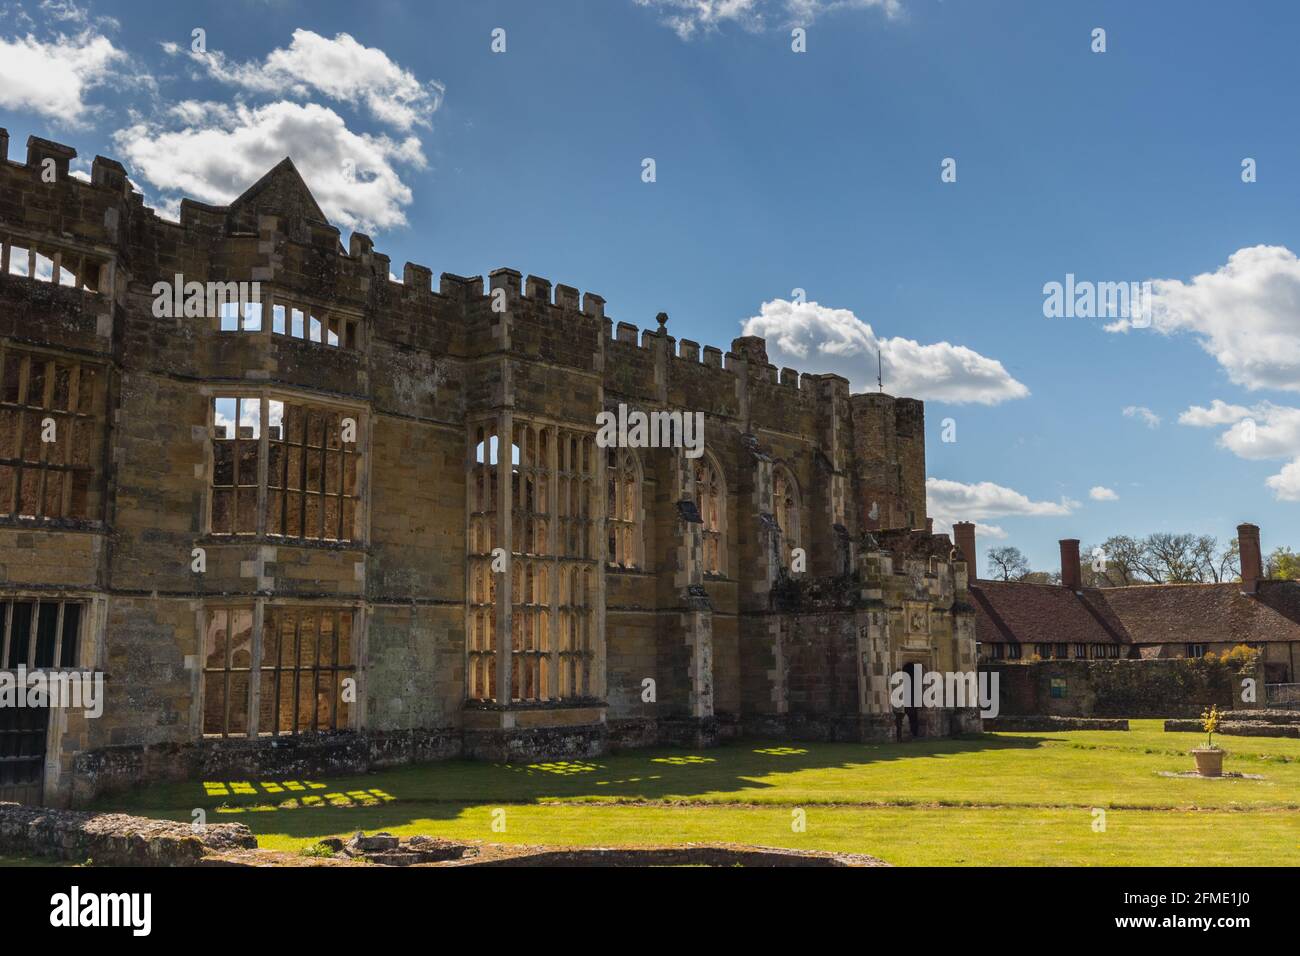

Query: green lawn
[[89, 720, 1300, 866]]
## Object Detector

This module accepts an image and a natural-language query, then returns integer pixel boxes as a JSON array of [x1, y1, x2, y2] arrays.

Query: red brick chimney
[[1238, 523, 1262, 594], [953, 522, 977, 578], [1060, 539, 1081, 590]]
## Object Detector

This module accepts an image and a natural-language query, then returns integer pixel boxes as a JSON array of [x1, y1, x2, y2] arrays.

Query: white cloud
[[926, 478, 1077, 530], [1178, 398, 1300, 501], [740, 298, 1028, 405], [112, 100, 424, 232], [930, 515, 1007, 542], [1107, 245, 1300, 393], [1178, 399, 1252, 427], [1265, 461, 1300, 501], [186, 29, 444, 131], [1089, 486, 1118, 501], [634, 0, 900, 39], [0, 28, 124, 123], [1122, 405, 1161, 429]]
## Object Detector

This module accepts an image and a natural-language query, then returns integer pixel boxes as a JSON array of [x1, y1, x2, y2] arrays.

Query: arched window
[[773, 464, 800, 569], [607, 448, 642, 568], [694, 453, 726, 576]]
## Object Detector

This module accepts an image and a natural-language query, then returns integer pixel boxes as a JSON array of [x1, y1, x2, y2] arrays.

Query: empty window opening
[[7, 245, 30, 277], [1, 598, 82, 670], [211, 395, 362, 542], [33, 253, 54, 283], [211, 397, 261, 535], [202, 605, 355, 737], [694, 454, 726, 576], [268, 302, 359, 351], [773, 465, 800, 570], [467, 421, 596, 704], [607, 448, 642, 569], [202, 606, 254, 737], [1, 238, 104, 294], [0, 348, 102, 521], [261, 607, 355, 735]]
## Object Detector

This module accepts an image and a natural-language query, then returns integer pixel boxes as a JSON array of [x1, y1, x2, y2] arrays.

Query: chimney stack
[[953, 522, 977, 578], [1238, 523, 1262, 594], [1060, 539, 1081, 590]]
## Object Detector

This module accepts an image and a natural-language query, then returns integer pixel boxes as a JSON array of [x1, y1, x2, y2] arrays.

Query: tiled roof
[[971, 578, 1300, 646], [971, 580, 1129, 645]]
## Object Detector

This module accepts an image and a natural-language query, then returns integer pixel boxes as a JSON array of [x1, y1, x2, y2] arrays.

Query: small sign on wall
[[1050, 678, 1067, 699]]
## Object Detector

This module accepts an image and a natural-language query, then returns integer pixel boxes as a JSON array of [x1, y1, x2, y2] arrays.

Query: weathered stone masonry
[[0, 131, 977, 807]]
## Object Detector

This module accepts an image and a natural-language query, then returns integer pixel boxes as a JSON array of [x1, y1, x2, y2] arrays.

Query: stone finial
[[656, 311, 669, 335]]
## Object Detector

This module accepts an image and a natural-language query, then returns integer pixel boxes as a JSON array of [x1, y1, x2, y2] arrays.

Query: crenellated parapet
[[2, 132, 933, 544]]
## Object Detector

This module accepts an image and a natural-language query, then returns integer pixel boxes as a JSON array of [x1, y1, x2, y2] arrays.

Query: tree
[[1083, 535, 1142, 587], [1265, 546, 1300, 580], [1084, 532, 1242, 586], [1020, 570, 1062, 585], [1200, 536, 1239, 583], [987, 546, 1031, 582]]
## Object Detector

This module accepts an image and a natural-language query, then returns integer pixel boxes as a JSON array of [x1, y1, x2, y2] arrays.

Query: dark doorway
[[0, 705, 48, 805], [902, 661, 923, 739]]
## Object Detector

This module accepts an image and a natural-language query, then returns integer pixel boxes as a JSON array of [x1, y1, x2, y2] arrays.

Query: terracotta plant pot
[[1191, 748, 1224, 777]]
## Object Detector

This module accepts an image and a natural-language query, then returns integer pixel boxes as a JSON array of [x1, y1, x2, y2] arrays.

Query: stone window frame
[[693, 449, 728, 578], [205, 282, 364, 353], [0, 343, 107, 524], [0, 232, 108, 295], [0, 590, 106, 803], [1186, 642, 1207, 659], [0, 596, 86, 670], [465, 415, 601, 705], [199, 600, 362, 739], [267, 297, 364, 352], [606, 447, 643, 570], [204, 389, 367, 545], [772, 461, 801, 570]]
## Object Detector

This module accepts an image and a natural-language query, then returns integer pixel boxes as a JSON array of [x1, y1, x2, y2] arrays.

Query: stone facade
[[0, 131, 976, 806]]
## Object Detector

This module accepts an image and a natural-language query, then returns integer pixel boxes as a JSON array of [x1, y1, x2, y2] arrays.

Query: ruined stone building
[[0, 131, 977, 807]]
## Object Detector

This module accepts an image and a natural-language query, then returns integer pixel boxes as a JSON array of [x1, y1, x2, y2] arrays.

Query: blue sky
[[4, 0, 1300, 572]]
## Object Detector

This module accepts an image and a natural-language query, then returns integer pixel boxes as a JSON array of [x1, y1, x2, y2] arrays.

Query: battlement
[[0, 131, 925, 424]]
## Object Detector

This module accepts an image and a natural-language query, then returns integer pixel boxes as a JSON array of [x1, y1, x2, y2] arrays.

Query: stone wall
[[984, 716, 1129, 732], [71, 728, 461, 804], [0, 802, 255, 864], [981, 657, 1261, 718]]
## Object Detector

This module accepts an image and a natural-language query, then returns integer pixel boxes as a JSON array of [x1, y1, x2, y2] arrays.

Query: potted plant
[[1192, 705, 1226, 777]]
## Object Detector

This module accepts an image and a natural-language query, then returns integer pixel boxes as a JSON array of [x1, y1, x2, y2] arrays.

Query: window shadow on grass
[[90, 732, 1049, 841]]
